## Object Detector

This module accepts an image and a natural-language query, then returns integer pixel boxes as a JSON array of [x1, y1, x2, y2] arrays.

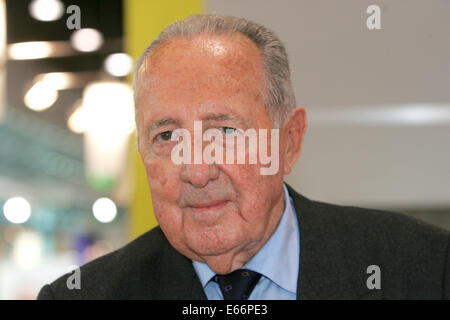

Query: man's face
[[137, 33, 289, 273]]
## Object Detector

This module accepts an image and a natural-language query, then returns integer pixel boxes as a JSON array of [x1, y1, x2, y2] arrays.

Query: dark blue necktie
[[213, 269, 262, 300]]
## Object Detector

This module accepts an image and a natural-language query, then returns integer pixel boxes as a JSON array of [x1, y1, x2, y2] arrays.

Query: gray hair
[[133, 14, 296, 138]]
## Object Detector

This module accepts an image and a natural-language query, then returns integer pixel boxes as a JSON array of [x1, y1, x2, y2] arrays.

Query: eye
[[220, 127, 237, 135], [155, 131, 173, 142]]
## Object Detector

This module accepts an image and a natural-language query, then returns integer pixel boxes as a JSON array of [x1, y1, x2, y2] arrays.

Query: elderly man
[[38, 14, 449, 300]]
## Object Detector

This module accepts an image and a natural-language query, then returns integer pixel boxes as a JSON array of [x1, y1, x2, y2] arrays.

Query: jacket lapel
[[287, 184, 371, 299], [157, 239, 207, 300]]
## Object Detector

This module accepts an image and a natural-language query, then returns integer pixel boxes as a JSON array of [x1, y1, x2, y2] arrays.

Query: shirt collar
[[192, 183, 299, 294]]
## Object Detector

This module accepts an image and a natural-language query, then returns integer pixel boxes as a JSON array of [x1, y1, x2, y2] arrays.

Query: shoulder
[[288, 184, 449, 247], [310, 197, 449, 250], [289, 186, 450, 298], [323, 201, 449, 298], [37, 226, 169, 299]]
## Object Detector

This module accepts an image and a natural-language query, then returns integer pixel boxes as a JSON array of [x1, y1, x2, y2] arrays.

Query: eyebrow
[[147, 117, 180, 135], [203, 113, 236, 121]]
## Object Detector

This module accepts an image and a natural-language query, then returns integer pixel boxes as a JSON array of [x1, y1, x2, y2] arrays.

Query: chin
[[187, 231, 243, 257]]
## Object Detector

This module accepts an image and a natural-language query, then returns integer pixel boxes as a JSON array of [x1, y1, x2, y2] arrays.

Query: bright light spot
[[29, 0, 64, 22], [40, 72, 73, 90], [389, 105, 449, 125], [104, 53, 133, 77], [13, 231, 43, 269], [8, 41, 53, 60], [82, 81, 135, 190], [24, 81, 58, 111], [83, 81, 135, 142], [309, 104, 450, 126], [70, 28, 103, 52], [68, 105, 87, 134], [3, 197, 31, 224], [92, 197, 117, 223]]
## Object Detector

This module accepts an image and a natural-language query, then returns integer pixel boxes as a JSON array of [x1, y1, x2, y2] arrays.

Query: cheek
[[145, 161, 165, 188], [220, 164, 282, 222], [143, 159, 185, 235], [143, 158, 180, 206]]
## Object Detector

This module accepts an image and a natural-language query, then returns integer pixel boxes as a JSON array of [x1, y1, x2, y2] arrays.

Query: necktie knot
[[213, 269, 261, 300]]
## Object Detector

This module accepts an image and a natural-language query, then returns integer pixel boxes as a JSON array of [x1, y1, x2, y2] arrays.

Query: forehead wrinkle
[[139, 33, 265, 95], [203, 113, 235, 121]]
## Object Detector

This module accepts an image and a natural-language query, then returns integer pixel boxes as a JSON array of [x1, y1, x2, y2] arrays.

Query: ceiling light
[[83, 81, 135, 138], [29, 0, 64, 22], [92, 197, 117, 223], [104, 53, 133, 77], [82, 81, 135, 192], [8, 41, 53, 60], [40, 72, 73, 90], [308, 104, 450, 126], [3, 197, 31, 224], [24, 81, 58, 111], [70, 28, 104, 52], [68, 104, 87, 134]]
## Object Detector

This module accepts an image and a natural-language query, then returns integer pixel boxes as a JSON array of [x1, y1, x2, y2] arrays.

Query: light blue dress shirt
[[192, 184, 300, 300]]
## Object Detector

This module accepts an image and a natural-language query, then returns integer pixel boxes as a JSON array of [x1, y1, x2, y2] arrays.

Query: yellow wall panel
[[124, 0, 205, 239]]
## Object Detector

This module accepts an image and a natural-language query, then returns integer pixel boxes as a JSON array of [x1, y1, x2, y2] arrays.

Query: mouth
[[189, 200, 229, 211]]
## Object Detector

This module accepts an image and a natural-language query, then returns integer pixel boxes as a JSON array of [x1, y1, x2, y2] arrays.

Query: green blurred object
[[86, 174, 116, 193]]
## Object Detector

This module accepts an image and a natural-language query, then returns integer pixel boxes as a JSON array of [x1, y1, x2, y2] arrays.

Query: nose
[[180, 163, 220, 188]]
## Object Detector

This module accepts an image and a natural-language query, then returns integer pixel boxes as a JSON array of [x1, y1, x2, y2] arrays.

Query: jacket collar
[[286, 184, 381, 299]]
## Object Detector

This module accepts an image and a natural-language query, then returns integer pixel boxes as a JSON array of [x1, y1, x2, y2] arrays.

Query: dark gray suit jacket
[[37, 185, 450, 299]]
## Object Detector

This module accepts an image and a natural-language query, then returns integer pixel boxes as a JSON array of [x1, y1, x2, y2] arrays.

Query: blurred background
[[0, 0, 449, 299]]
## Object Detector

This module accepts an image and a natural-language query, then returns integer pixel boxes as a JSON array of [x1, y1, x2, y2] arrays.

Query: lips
[[188, 200, 230, 225], [189, 200, 229, 210]]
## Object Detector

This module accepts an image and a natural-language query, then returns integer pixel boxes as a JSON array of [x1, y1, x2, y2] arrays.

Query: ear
[[282, 107, 307, 175]]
